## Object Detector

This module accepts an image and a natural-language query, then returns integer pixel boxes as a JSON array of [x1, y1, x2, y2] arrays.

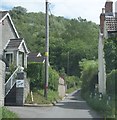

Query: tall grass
[[82, 92, 116, 119]]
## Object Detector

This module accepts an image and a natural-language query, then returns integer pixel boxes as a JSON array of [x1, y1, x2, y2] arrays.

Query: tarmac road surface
[[7, 90, 103, 119]]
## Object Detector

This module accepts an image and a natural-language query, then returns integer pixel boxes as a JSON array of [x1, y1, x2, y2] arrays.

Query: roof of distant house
[[28, 53, 45, 63]]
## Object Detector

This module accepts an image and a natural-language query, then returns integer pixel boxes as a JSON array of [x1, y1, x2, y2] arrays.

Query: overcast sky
[[0, 0, 117, 24]]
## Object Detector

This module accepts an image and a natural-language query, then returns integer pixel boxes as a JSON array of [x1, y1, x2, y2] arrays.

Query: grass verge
[[81, 92, 116, 119], [25, 89, 61, 104], [0, 107, 19, 119]]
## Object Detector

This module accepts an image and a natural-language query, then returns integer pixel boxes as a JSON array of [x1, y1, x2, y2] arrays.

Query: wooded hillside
[[10, 6, 99, 76]]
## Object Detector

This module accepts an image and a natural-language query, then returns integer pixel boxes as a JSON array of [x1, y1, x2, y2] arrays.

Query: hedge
[[79, 59, 98, 94], [27, 62, 59, 91], [106, 69, 117, 96]]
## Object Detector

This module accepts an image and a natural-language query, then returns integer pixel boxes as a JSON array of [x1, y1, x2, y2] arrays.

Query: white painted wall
[[115, 1, 117, 13], [0, 16, 6, 106], [0, 22, 2, 55], [2, 17, 17, 50], [115, 1, 117, 18], [98, 33, 106, 94], [0, 61, 5, 106]]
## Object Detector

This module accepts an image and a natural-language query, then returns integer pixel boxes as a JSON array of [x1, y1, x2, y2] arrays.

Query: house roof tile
[[5, 38, 23, 50], [105, 16, 117, 31]]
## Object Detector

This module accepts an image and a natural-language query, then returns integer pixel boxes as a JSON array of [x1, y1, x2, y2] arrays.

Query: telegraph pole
[[67, 51, 69, 75], [44, 0, 49, 99]]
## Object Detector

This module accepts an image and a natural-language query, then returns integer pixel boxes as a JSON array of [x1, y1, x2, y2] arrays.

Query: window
[[6, 53, 13, 66], [19, 52, 24, 67]]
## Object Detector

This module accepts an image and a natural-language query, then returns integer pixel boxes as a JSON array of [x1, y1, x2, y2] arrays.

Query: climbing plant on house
[[104, 38, 117, 73]]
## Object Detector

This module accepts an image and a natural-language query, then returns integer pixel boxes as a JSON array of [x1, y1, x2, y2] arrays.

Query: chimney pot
[[102, 8, 105, 14]]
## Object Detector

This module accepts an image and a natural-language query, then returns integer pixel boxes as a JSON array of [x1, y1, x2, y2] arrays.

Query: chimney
[[100, 8, 105, 33], [105, 0, 113, 15], [115, 1, 117, 18]]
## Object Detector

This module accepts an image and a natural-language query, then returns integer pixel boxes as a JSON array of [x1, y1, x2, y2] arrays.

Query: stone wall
[[16, 72, 30, 105], [0, 60, 5, 106], [24, 73, 30, 104], [58, 77, 66, 98]]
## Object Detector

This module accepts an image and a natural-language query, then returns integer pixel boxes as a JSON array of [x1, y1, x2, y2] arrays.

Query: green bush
[[79, 59, 98, 94], [59, 68, 81, 90], [49, 67, 59, 91], [106, 69, 117, 96], [66, 76, 81, 89], [27, 62, 80, 92]]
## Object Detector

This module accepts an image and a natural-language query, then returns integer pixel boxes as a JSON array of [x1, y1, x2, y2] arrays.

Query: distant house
[[28, 52, 45, 63], [0, 11, 29, 106], [100, 0, 117, 38]]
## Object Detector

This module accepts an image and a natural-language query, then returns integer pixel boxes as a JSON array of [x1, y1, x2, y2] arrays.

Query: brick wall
[[100, 12, 105, 33], [105, 1, 113, 14]]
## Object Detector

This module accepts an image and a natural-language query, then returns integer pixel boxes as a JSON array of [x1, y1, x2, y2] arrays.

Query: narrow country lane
[[7, 90, 103, 119]]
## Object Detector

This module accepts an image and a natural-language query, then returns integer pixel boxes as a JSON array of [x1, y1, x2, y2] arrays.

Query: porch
[[4, 38, 29, 69]]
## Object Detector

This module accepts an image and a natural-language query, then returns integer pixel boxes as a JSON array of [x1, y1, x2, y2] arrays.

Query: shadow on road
[[55, 90, 89, 109], [55, 90, 103, 119]]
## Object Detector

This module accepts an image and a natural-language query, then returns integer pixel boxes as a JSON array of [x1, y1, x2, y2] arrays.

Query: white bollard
[[99, 93, 102, 101], [31, 91, 34, 102]]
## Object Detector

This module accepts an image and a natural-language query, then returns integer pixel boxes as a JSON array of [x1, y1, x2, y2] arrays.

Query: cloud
[[49, 0, 105, 24], [0, 0, 117, 24], [1, 0, 45, 12]]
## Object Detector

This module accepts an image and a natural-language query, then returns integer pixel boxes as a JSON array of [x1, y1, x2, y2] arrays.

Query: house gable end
[[0, 11, 19, 39]]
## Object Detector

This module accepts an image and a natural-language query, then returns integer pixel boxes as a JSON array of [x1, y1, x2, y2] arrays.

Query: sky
[[0, 0, 117, 24]]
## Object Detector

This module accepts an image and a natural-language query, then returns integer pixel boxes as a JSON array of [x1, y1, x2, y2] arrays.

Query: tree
[[10, 6, 27, 15]]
